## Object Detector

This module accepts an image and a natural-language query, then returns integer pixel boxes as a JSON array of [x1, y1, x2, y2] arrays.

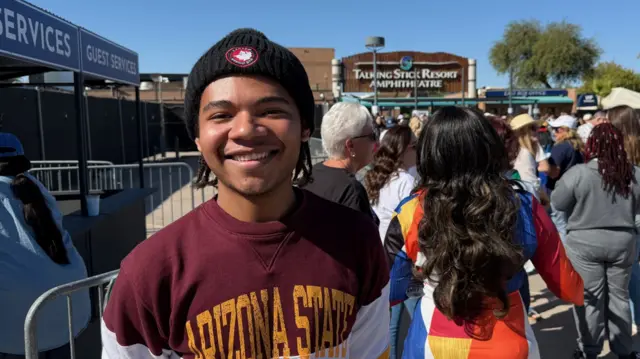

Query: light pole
[[151, 74, 167, 158], [365, 36, 385, 115], [508, 65, 514, 116]]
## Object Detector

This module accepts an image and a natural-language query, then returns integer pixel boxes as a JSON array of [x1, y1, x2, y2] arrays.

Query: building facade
[[86, 47, 335, 105], [333, 51, 476, 113], [477, 88, 578, 116]]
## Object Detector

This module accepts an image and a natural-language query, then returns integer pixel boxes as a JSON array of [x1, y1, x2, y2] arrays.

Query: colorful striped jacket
[[384, 189, 584, 358]]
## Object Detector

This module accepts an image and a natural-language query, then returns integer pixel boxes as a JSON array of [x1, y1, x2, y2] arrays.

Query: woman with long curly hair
[[553, 123, 640, 359], [364, 125, 417, 359], [385, 107, 583, 358], [365, 125, 417, 239]]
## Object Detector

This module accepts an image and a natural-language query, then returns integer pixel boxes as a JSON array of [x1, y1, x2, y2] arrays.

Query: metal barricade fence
[[29, 163, 213, 235], [31, 160, 115, 168], [31, 161, 116, 193], [29, 158, 330, 234], [24, 270, 120, 359]]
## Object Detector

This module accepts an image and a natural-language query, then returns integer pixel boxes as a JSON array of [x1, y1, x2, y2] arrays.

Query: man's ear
[[195, 137, 202, 152], [301, 128, 311, 143]]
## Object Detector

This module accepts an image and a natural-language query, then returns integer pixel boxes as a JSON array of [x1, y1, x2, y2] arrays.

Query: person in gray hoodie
[[551, 123, 640, 359]]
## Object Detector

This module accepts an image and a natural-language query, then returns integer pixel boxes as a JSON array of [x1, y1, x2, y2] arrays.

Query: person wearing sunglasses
[[301, 102, 379, 223]]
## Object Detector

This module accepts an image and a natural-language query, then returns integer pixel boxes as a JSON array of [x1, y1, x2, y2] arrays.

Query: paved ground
[[142, 152, 215, 234], [529, 273, 639, 358]]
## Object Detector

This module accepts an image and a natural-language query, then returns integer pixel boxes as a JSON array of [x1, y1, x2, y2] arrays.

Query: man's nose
[[228, 111, 264, 140]]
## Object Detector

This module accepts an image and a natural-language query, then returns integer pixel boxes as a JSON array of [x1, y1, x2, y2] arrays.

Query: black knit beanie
[[184, 28, 315, 140]]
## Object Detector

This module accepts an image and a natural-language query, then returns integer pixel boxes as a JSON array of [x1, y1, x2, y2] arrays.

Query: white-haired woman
[[302, 102, 378, 222]]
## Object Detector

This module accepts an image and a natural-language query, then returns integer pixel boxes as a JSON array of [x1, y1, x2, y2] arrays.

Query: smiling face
[[195, 75, 309, 197]]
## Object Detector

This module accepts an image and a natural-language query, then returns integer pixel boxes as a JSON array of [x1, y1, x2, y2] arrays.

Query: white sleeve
[[347, 282, 391, 358], [535, 144, 550, 162], [397, 174, 416, 204], [514, 148, 538, 183]]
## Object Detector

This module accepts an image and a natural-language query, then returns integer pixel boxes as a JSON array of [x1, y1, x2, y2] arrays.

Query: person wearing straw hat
[[0, 133, 90, 359], [510, 114, 551, 186]]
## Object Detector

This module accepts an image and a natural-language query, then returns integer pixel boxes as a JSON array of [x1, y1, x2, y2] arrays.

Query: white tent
[[602, 87, 640, 109]]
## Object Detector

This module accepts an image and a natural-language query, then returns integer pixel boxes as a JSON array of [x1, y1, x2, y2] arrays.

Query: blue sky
[[36, 0, 639, 87]]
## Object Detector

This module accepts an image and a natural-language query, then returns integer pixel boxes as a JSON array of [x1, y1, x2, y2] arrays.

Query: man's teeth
[[232, 152, 270, 162]]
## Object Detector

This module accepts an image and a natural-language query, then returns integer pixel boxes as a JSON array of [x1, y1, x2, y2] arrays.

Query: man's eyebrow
[[254, 96, 291, 107], [201, 96, 291, 113], [201, 100, 233, 113]]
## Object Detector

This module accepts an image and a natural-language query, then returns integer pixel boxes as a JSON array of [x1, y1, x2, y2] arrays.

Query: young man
[[101, 28, 390, 359]]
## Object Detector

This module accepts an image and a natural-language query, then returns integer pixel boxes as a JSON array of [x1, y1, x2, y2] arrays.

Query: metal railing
[[24, 270, 120, 359], [29, 162, 211, 234], [31, 160, 115, 168], [29, 158, 332, 234], [31, 161, 117, 193]]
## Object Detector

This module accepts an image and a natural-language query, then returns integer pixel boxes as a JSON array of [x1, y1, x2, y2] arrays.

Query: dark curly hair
[[364, 126, 414, 205], [585, 123, 635, 198], [486, 115, 519, 166], [415, 106, 523, 329]]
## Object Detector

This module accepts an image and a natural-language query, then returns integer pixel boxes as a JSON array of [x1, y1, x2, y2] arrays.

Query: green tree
[[489, 20, 601, 88], [580, 62, 640, 97]]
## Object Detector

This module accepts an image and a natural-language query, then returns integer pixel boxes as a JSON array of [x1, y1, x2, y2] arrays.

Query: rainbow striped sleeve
[[530, 197, 584, 306], [383, 193, 422, 306]]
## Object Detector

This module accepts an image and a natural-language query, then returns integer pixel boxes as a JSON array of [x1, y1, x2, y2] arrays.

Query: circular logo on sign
[[400, 56, 413, 71], [225, 47, 259, 68]]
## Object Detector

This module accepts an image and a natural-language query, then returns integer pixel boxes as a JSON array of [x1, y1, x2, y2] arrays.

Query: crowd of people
[[3, 27, 640, 359]]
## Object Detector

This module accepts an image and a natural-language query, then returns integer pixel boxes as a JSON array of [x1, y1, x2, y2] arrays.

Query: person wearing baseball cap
[[545, 114, 585, 243], [101, 29, 390, 359], [0, 133, 90, 358]]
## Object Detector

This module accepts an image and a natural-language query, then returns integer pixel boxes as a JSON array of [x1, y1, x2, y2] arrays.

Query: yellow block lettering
[[341, 293, 356, 358], [237, 294, 256, 359], [272, 287, 291, 358], [293, 285, 311, 359], [307, 285, 323, 352], [185, 320, 204, 359], [251, 290, 271, 359], [196, 311, 216, 359], [213, 305, 227, 359], [321, 288, 335, 357], [331, 289, 345, 350], [221, 298, 237, 359]]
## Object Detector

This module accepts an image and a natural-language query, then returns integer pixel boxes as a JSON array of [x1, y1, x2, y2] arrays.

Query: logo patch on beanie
[[225, 47, 259, 68]]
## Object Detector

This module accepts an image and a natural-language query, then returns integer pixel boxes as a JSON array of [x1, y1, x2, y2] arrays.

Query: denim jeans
[[390, 297, 420, 359]]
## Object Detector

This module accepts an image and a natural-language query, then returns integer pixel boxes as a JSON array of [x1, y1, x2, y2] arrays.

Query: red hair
[[586, 123, 635, 197]]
